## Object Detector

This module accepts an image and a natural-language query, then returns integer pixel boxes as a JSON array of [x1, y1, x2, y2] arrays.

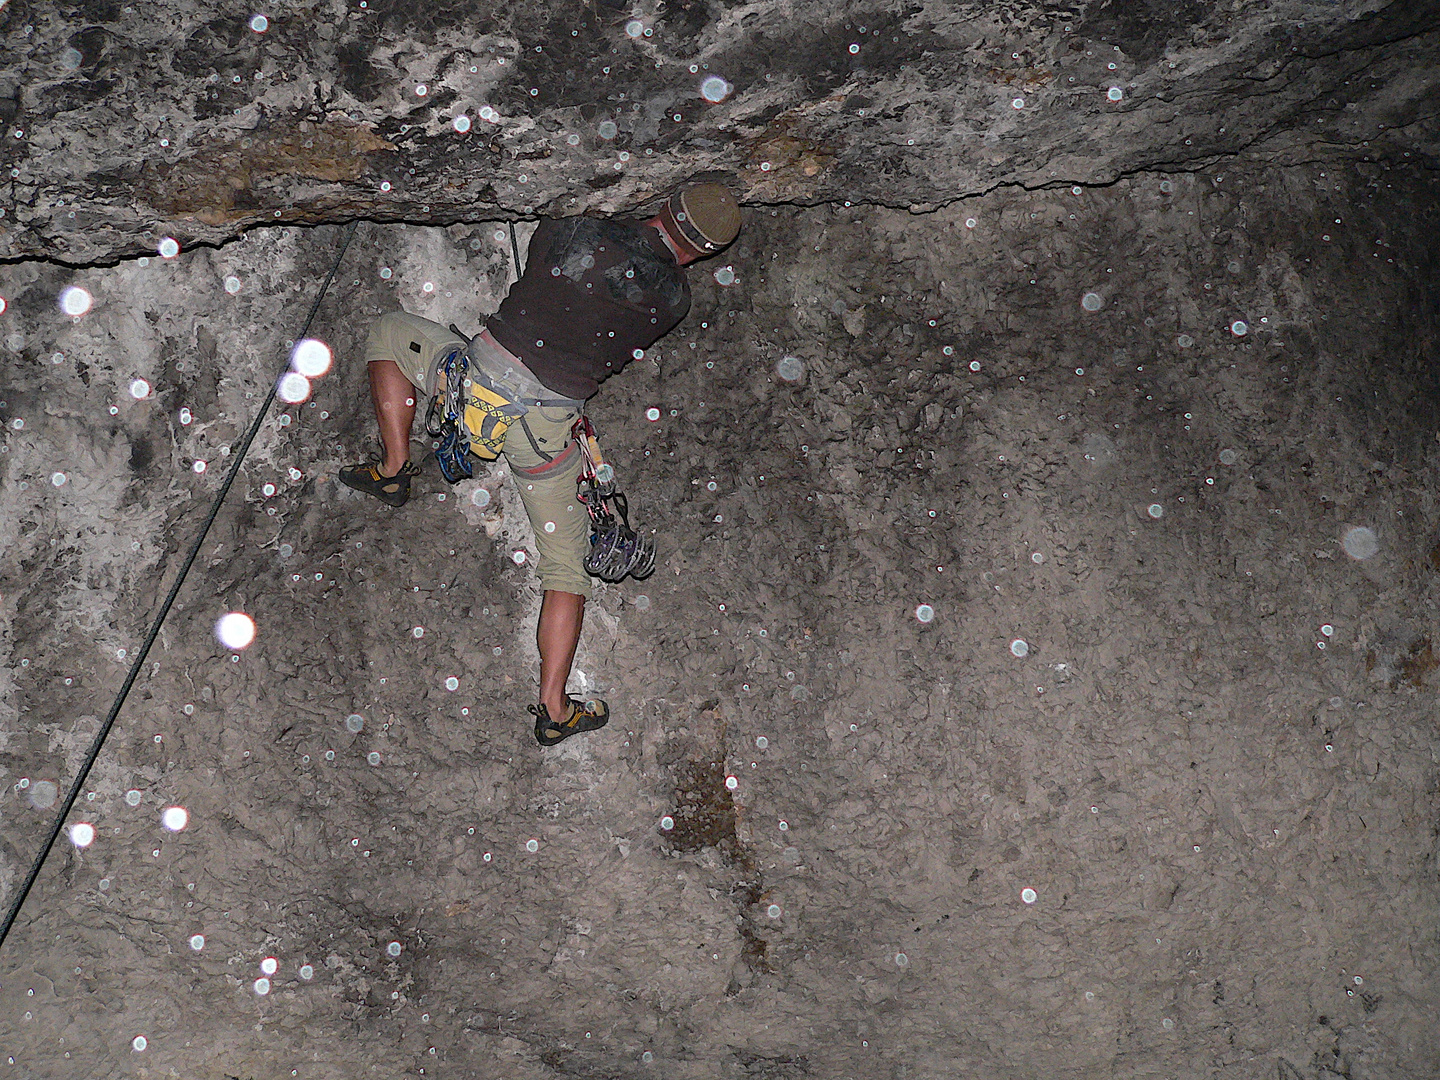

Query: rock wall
[[1, 158, 1438, 1078], [2, 0, 1438, 262]]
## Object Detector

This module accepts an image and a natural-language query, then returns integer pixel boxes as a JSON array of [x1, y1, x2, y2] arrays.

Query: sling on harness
[[573, 416, 656, 582]]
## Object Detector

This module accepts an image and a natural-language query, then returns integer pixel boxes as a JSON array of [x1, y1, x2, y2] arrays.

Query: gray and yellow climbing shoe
[[338, 459, 420, 507], [529, 697, 610, 747]]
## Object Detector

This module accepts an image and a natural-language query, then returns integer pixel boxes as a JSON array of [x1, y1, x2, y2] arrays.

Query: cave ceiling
[[1, 0, 1438, 265]]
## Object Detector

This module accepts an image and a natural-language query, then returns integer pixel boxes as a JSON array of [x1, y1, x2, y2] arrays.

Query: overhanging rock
[[2, 0, 1438, 264]]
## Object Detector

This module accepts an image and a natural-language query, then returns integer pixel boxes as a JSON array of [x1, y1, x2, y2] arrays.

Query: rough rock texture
[[2, 157, 1439, 1077], [1, 0, 1439, 262], [3, 0, 1440, 1077]]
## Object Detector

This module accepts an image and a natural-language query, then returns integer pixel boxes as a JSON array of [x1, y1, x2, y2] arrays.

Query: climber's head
[[650, 182, 741, 264]]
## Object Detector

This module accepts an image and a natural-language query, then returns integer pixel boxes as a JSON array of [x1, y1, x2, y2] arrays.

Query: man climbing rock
[[339, 183, 741, 747]]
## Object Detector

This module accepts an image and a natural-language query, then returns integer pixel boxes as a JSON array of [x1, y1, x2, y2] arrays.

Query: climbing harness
[[425, 342, 527, 480], [425, 332, 587, 483], [0, 223, 359, 953], [572, 416, 656, 582]]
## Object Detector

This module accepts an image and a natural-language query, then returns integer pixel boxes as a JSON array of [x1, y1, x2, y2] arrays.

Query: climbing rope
[[0, 221, 359, 953]]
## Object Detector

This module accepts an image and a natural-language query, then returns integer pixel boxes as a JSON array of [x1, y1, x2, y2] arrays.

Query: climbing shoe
[[338, 459, 420, 507], [529, 696, 610, 747]]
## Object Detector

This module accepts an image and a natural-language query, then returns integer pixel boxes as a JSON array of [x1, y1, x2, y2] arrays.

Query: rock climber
[[339, 183, 741, 747]]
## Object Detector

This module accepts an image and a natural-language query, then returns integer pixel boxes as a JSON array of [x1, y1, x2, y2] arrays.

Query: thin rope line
[[0, 221, 359, 952]]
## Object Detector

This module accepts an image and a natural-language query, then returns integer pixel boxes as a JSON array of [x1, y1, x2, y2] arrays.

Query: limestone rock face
[[3, 0, 1438, 262], [3, 2, 1440, 1078]]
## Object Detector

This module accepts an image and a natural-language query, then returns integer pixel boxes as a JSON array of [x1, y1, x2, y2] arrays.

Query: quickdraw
[[573, 416, 656, 583], [426, 346, 473, 483]]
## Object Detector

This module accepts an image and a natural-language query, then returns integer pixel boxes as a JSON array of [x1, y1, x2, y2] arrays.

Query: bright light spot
[[132, 1036, 147, 1052], [471, 488, 491, 507], [125, 789, 143, 806], [249, 13, 269, 32], [1031, 551, 1044, 564], [254, 978, 270, 995], [59, 285, 93, 316], [598, 120, 618, 140], [1010, 639, 1029, 658], [277, 372, 311, 403], [412, 625, 424, 638], [965, 217, 977, 228], [776, 356, 804, 382], [525, 838, 539, 852], [1021, 887, 1038, 904], [1107, 86, 1124, 101], [1011, 97, 1025, 109], [895, 953, 909, 967], [452, 114, 472, 133], [1230, 320, 1248, 336], [189, 934, 205, 951], [161, 806, 189, 832], [158, 237, 180, 259], [415, 84, 428, 96], [700, 76, 732, 103], [849, 43, 860, 54], [543, 520, 556, 533], [713, 266, 736, 286], [262, 483, 276, 497], [291, 338, 333, 377], [0, 296, 5, 315], [445, 676, 459, 691], [387, 941, 403, 957], [179, 407, 193, 425], [1081, 292, 1104, 311], [915, 604, 934, 623], [646, 407, 661, 421], [367, 751, 381, 766], [969, 360, 981, 372], [755, 736, 768, 749], [479, 106, 498, 122], [660, 815, 674, 831], [51, 472, 66, 487], [725, 775, 739, 790], [1147, 504, 1164, 519], [129, 378, 151, 399], [345, 714, 365, 732], [216, 612, 256, 649], [511, 549, 527, 564], [1342, 526, 1378, 560], [1321, 623, 1334, 637], [299, 964, 314, 980], [625, 19, 644, 36], [70, 822, 95, 848]]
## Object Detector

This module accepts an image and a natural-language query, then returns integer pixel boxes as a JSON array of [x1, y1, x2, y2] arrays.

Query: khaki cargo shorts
[[365, 310, 593, 598]]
